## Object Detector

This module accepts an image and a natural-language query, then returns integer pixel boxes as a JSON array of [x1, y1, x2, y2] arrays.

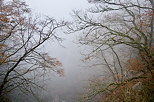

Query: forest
[[0, 0, 154, 102]]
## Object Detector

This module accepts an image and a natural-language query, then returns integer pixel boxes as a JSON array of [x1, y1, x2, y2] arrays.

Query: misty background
[[1, 0, 153, 102], [10, 0, 105, 102]]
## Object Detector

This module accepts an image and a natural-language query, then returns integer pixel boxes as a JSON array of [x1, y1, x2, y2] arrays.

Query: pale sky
[[26, 0, 91, 19], [23, 1, 100, 101]]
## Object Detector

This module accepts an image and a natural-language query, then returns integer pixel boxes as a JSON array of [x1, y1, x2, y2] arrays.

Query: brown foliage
[[0, 0, 66, 98], [100, 72, 154, 102], [136, 11, 154, 31], [127, 58, 146, 72], [0, 44, 7, 64]]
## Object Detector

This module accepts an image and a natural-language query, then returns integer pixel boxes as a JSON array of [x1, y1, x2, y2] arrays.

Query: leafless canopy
[[0, 0, 67, 98], [68, 0, 154, 77]]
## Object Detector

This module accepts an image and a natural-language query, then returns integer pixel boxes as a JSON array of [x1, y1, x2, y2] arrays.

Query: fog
[[11, 0, 104, 102]]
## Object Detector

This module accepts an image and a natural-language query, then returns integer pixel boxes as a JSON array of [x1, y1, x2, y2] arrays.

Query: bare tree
[[68, 0, 154, 101], [68, 0, 154, 76], [0, 0, 66, 99]]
